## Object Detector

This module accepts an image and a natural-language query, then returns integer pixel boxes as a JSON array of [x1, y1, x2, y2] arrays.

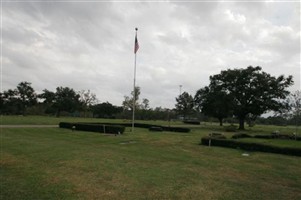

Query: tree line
[[1, 66, 300, 129], [0, 82, 176, 120]]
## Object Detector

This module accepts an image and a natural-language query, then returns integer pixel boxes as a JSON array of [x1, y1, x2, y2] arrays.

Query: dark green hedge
[[161, 126, 190, 133], [59, 122, 125, 134], [59, 122, 75, 129], [80, 122, 190, 133], [232, 133, 252, 139], [149, 126, 163, 132], [60, 122, 190, 133], [200, 137, 301, 157], [183, 120, 200, 125]]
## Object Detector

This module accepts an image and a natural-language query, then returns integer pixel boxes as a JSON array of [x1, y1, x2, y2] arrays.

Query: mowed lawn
[[1, 118, 301, 199]]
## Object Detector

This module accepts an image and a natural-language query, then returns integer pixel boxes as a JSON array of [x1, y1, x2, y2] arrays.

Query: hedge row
[[59, 122, 190, 133], [232, 133, 301, 141], [183, 120, 200, 125], [59, 122, 125, 134], [85, 122, 190, 133], [200, 137, 301, 157]]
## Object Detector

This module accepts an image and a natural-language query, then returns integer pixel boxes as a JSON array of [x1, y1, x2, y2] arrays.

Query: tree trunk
[[239, 117, 245, 130], [218, 118, 223, 126]]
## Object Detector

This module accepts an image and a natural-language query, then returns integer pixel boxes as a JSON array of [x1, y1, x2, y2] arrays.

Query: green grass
[[1, 120, 301, 200]]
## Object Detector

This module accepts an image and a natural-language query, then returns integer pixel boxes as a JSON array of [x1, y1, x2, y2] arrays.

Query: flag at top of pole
[[134, 28, 139, 54]]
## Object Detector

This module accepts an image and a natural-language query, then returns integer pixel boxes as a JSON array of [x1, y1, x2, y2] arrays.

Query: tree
[[16, 82, 37, 115], [209, 66, 293, 130], [122, 86, 141, 111], [38, 89, 56, 114], [78, 90, 98, 117], [91, 102, 122, 118], [52, 87, 81, 117], [283, 91, 301, 136], [0, 89, 20, 114], [175, 92, 194, 119], [194, 86, 232, 126], [141, 98, 150, 110]]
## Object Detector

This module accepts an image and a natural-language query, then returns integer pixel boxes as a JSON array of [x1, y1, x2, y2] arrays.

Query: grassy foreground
[[1, 116, 301, 199]]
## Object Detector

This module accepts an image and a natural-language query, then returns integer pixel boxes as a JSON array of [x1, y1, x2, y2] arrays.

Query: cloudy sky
[[1, 0, 300, 108]]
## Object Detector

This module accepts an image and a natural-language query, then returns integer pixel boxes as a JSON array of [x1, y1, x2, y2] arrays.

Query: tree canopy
[[204, 66, 293, 129], [175, 92, 194, 119], [194, 86, 232, 126]]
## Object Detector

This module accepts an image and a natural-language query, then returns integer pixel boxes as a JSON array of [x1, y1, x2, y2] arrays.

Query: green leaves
[[197, 66, 294, 129]]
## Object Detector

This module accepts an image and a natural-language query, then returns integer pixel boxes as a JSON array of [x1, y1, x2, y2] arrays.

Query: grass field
[[1, 116, 301, 199]]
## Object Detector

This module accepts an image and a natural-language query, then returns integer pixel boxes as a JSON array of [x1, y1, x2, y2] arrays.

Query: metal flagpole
[[132, 27, 139, 133]]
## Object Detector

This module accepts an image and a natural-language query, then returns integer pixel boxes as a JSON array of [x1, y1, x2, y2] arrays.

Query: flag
[[134, 33, 139, 54]]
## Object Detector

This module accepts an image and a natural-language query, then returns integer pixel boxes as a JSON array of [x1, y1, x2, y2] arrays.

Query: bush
[[224, 124, 237, 132], [149, 126, 163, 132], [200, 137, 301, 157], [59, 122, 190, 133], [162, 126, 190, 133], [59, 122, 125, 134], [232, 133, 252, 139], [59, 122, 75, 129], [183, 120, 200, 125]]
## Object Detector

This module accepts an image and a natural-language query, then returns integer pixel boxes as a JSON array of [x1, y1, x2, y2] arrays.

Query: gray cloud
[[2, 1, 300, 108]]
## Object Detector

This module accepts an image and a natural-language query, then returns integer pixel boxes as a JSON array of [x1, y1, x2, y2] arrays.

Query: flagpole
[[132, 27, 138, 133]]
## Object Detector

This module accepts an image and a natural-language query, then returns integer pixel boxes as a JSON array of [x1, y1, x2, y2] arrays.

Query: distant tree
[[209, 66, 293, 130], [0, 92, 3, 113], [141, 98, 150, 110], [283, 90, 301, 128], [38, 89, 56, 114], [78, 90, 98, 117], [53, 87, 81, 117], [122, 86, 141, 111], [0, 89, 20, 114], [16, 82, 37, 115], [91, 102, 122, 118], [194, 86, 232, 126], [175, 92, 194, 119]]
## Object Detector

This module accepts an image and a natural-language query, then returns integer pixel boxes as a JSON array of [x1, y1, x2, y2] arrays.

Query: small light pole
[[179, 85, 182, 96]]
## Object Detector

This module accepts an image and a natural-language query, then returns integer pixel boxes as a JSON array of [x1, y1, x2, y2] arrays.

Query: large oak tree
[[202, 66, 293, 130]]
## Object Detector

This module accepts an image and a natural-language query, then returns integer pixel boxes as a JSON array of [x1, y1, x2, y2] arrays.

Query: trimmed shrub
[[162, 126, 190, 133], [149, 126, 163, 132], [59, 122, 125, 134], [183, 120, 200, 125], [200, 137, 301, 157], [59, 122, 190, 133], [59, 122, 75, 129], [232, 133, 252, 139], [75, 123, 125, 134]]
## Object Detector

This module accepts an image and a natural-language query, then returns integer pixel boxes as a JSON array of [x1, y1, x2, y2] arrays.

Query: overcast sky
[[1, 0, 300, 108]]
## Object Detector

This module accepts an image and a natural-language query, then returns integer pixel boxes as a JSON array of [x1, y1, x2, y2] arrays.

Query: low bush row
[[183, 120, 200, 125], [232, 133, 301, 141], [200, 137, 301, 157], [89, 122, 190, 133], [59, 122, 125, 134], [59, 122, 190, 133], [149, 126, 163, 132]]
